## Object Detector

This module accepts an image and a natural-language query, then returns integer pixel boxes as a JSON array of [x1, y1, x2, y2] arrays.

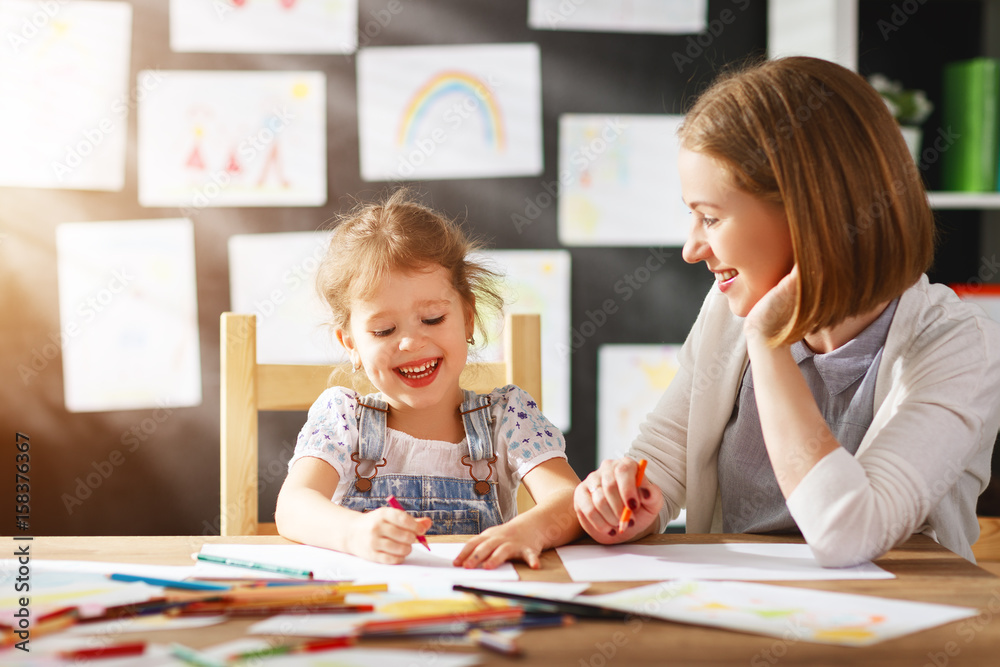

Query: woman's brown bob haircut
[[316, 188, 504, 340], [678, 56, 935, 345]]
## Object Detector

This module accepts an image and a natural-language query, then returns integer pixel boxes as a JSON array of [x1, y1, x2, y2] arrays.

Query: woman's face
[[678, 148, 795, 317]]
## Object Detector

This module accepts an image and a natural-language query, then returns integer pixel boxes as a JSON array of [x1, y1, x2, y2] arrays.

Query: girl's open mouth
[[395, 358, 441, 386]]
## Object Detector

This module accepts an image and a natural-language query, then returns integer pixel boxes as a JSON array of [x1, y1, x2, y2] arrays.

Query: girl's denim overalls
[[340, 390, 504, 535]]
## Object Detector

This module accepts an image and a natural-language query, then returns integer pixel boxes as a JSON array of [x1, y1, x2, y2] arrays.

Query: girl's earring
[[351, 359, 361, 373], [466, 334, 475, 345]]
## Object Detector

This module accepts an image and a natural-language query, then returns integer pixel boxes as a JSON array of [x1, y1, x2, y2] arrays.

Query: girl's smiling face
[[678, 148, 795, 317], [337, 264, 473, 413]]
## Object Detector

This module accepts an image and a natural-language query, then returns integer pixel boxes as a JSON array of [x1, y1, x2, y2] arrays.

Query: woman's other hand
[[574, 458, 662, 544]]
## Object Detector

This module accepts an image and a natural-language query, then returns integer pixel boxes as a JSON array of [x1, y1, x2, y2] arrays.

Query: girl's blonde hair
[[678, 56, 936, 345], [317, 189, 504, 340]]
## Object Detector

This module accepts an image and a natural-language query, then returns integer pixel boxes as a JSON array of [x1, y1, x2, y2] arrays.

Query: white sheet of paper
[[478, 249, 571, 430], [170, 0, 358, 54], [228, 231, 345, 365], [454, 580, 590, 600], [581, 579, 975, 646], [138, 70, 326, 208], [358, 43, 542, 181], [56, 219, 201, 412], [555, 543, 894, 582], [529, 0, 707, 34], [558, 114, 689, 246], [0, 0, 131, 191], [199, 543, 517, 584], [0, 558, 195, 580]]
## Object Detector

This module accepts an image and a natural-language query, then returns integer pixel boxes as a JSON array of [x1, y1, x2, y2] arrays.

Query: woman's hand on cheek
[[745, 264, 800, 342]]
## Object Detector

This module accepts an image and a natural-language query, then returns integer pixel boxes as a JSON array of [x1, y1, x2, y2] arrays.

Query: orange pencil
[[618, 459, 648, 533]]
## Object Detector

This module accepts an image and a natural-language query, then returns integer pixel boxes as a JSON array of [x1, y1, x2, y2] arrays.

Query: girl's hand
[[744, 265, 800, 342], [452, 522, 544, 570], [574, 458, 662, 544], [350, 507, 432, 564]]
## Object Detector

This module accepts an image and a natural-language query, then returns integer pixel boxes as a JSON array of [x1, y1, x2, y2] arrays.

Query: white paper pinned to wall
[[529, 0, 707, 34], [170, 0, 358, 54], [56, 219, 202, 413], [0, 0, 132, 191], [479, 249, 571, 431], [358, 43, 542, 181], [228, 231, 346, 365], [558, 114, 690, 247], [138, 70, 327, 208]]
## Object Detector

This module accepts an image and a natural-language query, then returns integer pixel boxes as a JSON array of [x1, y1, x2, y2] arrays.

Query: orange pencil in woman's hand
[[618, 459, 648, 533]]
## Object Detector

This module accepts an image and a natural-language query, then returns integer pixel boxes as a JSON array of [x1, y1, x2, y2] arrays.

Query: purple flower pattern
[[288, 385, 564, 484]]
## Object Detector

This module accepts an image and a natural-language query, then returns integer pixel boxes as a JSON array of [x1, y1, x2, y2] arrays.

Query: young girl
[[275, 190, 582, 568], [576, 56, 1000, 566]]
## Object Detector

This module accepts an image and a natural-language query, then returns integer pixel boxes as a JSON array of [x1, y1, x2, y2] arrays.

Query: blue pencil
[[109, 573, 231, 591]]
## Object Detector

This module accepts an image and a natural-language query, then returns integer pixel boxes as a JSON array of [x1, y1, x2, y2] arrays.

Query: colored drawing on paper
[[228, 231, 346, 365], [138, 71, 326, 207], [397, 70, 506, 151], [170, 0, 358, 54], [55, 219, 202, 413], [529, 0, 706, 34], [586, 579, 973, 646], [558, 114, 689, 246], [358, 44, 541, 181], [478, 250, 571, 431], [0, 0, 131, 191]]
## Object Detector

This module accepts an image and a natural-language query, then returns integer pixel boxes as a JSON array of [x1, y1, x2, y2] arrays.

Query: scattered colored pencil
[[361, 605, 523, 636], [59, 641, 146, 660], [169, 642, 227, 667], [195, 552, 313, 579], [109, 573, 231, 591]]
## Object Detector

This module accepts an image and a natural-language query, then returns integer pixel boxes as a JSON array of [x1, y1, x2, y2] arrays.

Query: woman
[[575, 56, 1000, 566]]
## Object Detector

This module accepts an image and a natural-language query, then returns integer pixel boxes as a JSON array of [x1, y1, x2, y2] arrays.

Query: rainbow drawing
[[396, 70, 506, 150]]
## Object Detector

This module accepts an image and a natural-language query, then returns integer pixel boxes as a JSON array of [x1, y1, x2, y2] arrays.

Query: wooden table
[[17, 533, 1000, 666]]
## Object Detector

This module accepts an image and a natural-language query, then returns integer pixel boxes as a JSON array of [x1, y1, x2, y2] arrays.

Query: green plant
[[868, 74, 934, 126]]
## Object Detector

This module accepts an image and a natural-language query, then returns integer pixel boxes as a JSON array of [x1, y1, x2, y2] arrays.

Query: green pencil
[[169, 643, 227, 667], [195, 552, 313, 579]]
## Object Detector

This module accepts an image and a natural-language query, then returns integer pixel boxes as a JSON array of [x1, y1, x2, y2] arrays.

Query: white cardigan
[[631, 275, 1000, 565]]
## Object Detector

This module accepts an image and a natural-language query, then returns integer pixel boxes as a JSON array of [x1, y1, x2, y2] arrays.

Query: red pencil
[[297, 636, 356, 653], [386, 494, 431, 551], [59, 641, 146, 660]]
